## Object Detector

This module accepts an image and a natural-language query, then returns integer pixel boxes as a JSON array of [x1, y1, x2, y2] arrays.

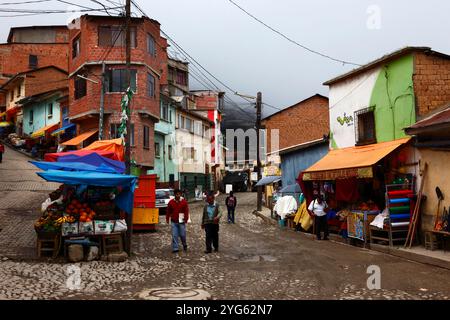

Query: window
[[29, 55, 38, 69], [72, 36, 80, 59], [194, 121, 202, 136], [182, 147, 196, 160], [62, 106, 69, 120], [98, 26, 136, 48], [176, 71, 187, 86], [155, 142, 160, 158], [185, 118, 193, 132], [143, 125, 150, 149], [74, 77, 87, 100], [29, 109, 33, 124], [203, 125, 210, 138], [147, 33, 156, 56], [168, 145, 173, 160], [355, 107, 376, 146], [147, 73, 155, 97], [16, 86, 21, 98], [106, 69, 137, 93], [161, 103, 169, 121], [10, 92, 13, 102], [178, 115, 185, 129], [111, 123, 134, 145], [47, 103, 53, 118]]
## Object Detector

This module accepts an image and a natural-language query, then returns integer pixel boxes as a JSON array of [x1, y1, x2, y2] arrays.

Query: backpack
[[227, 197, 236, 207]]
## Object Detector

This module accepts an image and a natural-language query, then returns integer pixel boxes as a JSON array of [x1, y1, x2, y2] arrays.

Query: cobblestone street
[[1, 146, 450, 300]]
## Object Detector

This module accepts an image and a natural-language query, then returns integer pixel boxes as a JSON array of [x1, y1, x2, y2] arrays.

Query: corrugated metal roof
[[406, 104, 450, 134]]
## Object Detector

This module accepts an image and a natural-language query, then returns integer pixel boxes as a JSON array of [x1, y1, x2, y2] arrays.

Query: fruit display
[[35, 185, 118, 235]]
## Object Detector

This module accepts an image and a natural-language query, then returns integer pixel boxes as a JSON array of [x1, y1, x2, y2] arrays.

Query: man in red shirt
[[166, 189, 190, 253]]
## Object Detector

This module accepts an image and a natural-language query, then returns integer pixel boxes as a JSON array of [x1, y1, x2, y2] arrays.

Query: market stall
[[299, 138, 416, 246], [32, 162, 137, 261]]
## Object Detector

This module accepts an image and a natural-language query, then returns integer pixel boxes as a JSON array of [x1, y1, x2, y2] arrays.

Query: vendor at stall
[[308, 195, 329, 240]]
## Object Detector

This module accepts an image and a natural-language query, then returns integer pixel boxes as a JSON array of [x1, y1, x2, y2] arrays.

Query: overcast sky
[[1, 0, 449, 116]]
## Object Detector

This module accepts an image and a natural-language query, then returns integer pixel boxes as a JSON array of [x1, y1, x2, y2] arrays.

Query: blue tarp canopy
[[30, 161, 117, 174], [36, 170, 137, 214], [255, 176, 281, 187], [51, 123, 76, 136], [57, 152, 125, 174]]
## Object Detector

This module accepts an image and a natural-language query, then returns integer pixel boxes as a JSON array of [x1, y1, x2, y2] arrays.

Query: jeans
[[171, 222, 187, 251], [315, 215, 329, 239], [205, 224, 219, 252], [227, 206, 235, 223]]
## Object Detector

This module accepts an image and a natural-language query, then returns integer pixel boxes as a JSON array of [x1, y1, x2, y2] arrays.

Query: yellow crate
[[132, 208, 159, 225]]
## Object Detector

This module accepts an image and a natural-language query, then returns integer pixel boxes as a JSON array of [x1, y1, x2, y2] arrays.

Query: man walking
[[308, 195, 329, 240], [201, 191, 222, 253], [166, 189, 189, 253], [225, 191, 237, 224]]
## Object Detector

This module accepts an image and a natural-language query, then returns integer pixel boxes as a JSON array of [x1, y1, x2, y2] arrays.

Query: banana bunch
[[55, 216, 75, 226]]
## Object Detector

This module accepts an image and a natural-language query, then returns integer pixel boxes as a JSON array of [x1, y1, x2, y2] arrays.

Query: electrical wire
[[226, 0, 361, 67], [0, 0, 51, 5]]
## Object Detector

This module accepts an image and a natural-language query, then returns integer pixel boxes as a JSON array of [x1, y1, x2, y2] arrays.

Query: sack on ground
[[113, 219, 127, 232]]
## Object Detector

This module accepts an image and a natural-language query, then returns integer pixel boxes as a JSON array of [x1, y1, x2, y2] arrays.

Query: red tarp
[[44, 149, 119, 162], [83, 138, 124, 161]]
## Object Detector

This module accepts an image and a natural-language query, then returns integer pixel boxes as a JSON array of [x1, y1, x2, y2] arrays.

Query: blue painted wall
[[23, 96, 61, 135], [280, 143, 329, 187]]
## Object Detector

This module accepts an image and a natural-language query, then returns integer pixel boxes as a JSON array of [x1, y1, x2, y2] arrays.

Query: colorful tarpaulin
[[302, 138, 411, 181], [36, 170, 137, 214], [44, 149, 119, 162], [30, 161, 118, 174], [61, 129, 98, 146], [51, 123, 76, 136], [30, 123, 60, 139], [83, 138, 124, 161], [57, 152, 125, 174]]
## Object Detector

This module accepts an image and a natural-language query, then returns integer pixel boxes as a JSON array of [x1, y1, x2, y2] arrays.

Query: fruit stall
[[32, 161, 137, 261]]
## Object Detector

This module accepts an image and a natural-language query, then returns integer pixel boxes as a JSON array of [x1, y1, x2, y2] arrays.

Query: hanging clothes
[[273, 195, 297, 220], [293, 200, 313, 231]]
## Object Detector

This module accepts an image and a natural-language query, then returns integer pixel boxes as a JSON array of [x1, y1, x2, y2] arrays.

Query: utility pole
[[124, 0, 133, 255], [98, 63, 106, 140], [256, 92, 262, 212]]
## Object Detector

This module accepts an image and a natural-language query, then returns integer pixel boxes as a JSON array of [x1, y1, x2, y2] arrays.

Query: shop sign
[[264, 166, 281, 176]]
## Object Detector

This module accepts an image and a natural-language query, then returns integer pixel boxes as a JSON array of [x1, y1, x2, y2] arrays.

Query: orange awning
[[61, 129, 98, 146], [30, 123, 60, 139], [303, 138, 411, 181], [83, 138, 124, 161]]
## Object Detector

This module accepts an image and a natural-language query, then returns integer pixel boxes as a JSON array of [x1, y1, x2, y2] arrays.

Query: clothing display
[[293, 201, 313, 231], [273, 195, 298, 220]]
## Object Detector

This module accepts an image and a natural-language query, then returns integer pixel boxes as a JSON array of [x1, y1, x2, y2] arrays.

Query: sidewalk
[[253, 207, 450, 270]]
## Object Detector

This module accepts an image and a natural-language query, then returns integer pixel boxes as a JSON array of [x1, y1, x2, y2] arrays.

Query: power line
[[0, 0, 51, 5], [226, 0, 362, 67]]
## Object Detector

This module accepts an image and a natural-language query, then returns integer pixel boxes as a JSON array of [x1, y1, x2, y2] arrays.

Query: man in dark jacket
[[201, 191, 222, 253], [166, 189, 189, 253], [225, 191, 237, 224]]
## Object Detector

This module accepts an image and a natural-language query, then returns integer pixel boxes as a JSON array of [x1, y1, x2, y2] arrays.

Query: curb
[[252, 210, 277, 225], [369, 243, 450, 271]]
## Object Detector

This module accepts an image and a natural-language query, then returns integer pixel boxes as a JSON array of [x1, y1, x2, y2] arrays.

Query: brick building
[[67, 14, 168, 170], [0, 25, 69, 112], [261, 94, 330, 188], [262, 94, 329, 154], [0, 66, 68, 135]]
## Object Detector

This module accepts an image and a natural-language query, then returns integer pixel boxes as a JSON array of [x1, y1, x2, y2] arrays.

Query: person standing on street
[[225, 191, 237, 224], [201, 191, 222, 253], [0, 142, 4, 163], [166, 189, 189, 253], [308, 195, 329, 240]]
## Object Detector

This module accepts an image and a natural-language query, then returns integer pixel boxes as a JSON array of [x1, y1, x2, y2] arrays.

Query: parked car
[[155, 188, 174, 215]]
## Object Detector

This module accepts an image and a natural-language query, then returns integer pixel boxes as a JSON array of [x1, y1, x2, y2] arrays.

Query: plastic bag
[[94, 220, 114, 234], [62, 222, 79, 236], [79, 222, 94, 235], [113, 219, 128, 232]]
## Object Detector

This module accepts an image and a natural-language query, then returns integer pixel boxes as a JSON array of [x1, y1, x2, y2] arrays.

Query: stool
[[37, 235, 60, 258], [101, 233, 124, 255], [424, 231, 440, 251]]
